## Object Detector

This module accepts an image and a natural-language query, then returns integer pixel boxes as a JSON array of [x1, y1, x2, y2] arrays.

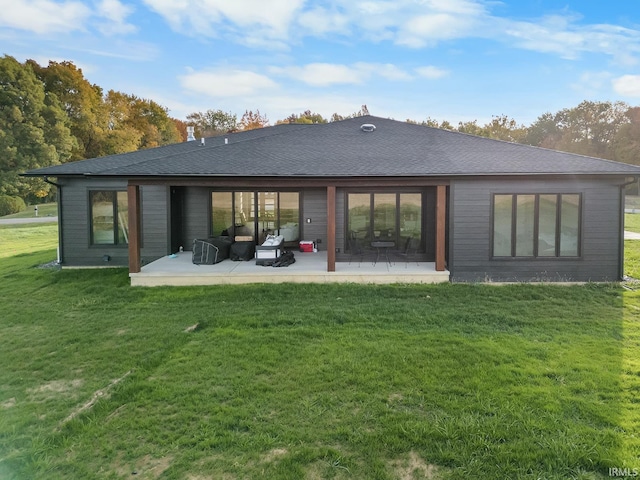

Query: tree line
[[2, 54, 639, 208]]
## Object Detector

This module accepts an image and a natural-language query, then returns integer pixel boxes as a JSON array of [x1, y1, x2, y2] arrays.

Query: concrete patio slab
[[130, 251, 450, 286]]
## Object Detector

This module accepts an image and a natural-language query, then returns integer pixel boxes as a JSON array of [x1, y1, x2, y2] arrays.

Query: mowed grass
[[1, 225, 640, 479], [0, 202, 57, 220]]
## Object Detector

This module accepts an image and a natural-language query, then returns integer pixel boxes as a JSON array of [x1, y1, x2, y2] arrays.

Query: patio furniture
[[192, 237, 232, 265], [348, 235, 375, 265], [256, 234, 285, 266], [393, 236, 420, 266], [371, 240, 395, 265], [230, 241, 255, 261]]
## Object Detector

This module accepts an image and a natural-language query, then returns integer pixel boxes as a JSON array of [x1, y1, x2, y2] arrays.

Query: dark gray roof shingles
[[24, 116, 640, 178]]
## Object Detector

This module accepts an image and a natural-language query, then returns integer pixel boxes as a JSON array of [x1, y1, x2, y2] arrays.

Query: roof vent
[[186, 126, 196, 141], [360, 123, 376, 132]]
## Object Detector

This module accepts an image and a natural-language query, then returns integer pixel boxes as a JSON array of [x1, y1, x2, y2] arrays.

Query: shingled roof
[[24, 115, 640, 178]]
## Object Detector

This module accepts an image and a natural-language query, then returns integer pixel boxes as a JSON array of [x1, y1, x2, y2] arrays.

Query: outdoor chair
[[394, 236, 420, 267], [348, 234, 375, 265]]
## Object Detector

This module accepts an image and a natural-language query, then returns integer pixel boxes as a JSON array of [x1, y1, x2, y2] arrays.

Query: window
[[211, 191, 300, 243], [91, 191, 128, 245], [492, 193, 580, 258], [347, 192, 422, 248]]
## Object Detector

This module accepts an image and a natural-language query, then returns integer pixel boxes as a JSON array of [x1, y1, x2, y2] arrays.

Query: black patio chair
[[394, 236, 420, 267], [348, 234, 375, 265]]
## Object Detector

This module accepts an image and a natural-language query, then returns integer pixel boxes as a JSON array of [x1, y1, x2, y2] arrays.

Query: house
[[23, 115, 640, 284]]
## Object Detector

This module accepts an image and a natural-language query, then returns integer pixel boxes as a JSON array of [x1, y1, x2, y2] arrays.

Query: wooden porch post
[[127, 184, 141, 273], [327, 185, 336, 272], [435, 184, 447, 272]]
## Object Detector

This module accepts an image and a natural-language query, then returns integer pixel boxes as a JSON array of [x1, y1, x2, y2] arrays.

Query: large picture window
[[492, 193, 580, 258], [90, 191, 128, 245]]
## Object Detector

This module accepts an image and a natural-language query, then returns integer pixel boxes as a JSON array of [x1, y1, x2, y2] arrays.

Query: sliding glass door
[[211, 191, 300, 243]]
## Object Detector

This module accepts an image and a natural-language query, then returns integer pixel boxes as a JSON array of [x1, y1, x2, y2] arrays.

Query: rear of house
[[24, 116, 639, 284]]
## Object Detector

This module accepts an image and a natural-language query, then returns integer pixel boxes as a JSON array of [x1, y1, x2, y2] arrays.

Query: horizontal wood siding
[[59, 178, 129, 266], [140, 185, 169, 264], [449, 178, 623, 282], [302, 188, 328, 250], [183, 187, 211, 247]]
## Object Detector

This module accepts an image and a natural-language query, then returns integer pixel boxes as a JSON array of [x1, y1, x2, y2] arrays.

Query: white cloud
[[612, 75, 640, 97], [501, 15, 640, 64], [139, 0, 640, 66], [179, 68, 279, 98], [271, 62, 416, 87], [0, 0, 137, 37], [0, 0, 91, 34], [96, 0, 137, 35], [415, 66, 449, 79], [271, 63, 360, 87], [297, 6, 350, 36], [142, 0, 304, 43]]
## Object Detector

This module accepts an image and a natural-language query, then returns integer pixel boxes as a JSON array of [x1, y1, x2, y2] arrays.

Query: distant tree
[[0, 55, 74, 200], [127, 96, 181, 148], [28, 59, 104, 160], [100, 90, 143, 155], [522, 112, 562, 149], [239, 109, 269, 130], [613, 106, 640, 165], [276, 110, 327, 124], [563, 100, 627, 159], [483, 115, 527, 142], [186, 109, 238, 137], [173, 118, 188, 142], [406, 117, 455, 130], [456, 120, 486, 137]]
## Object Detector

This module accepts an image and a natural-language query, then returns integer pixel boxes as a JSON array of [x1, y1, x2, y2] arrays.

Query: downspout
[[620, 176, 638, 281], [43, 176, 63, 265]]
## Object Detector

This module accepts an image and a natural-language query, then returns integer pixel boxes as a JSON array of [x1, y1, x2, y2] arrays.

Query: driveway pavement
[[0, 216, 58, 225]]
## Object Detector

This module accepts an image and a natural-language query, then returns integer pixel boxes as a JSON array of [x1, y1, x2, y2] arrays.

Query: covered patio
[[130, 251, 450, 287]]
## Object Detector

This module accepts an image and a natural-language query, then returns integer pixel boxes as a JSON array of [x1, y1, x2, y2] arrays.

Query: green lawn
[[626, 213, 640, 234], [0, 202, 57, 220], [1, 224, 639, 479]]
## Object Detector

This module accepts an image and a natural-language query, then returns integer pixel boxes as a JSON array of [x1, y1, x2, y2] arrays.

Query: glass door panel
[[399, 193, 421, 249], [373, 193, 396, 241], [211, 191, 233, 237], [279, 192, 300, 242], [234, 191, 255, 240], [257, 191, 277, 242], [348, 194, 371, 241]]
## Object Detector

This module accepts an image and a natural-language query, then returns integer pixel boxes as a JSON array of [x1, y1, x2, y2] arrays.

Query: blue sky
[[1, 0, 639, 126]]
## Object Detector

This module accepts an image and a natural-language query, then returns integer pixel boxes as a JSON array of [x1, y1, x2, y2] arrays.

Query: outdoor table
[[371, 241, 395, 265]]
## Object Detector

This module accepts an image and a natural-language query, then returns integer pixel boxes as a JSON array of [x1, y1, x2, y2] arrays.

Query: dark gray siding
[[59, 178, 128, 266], [302, 188, 328, 250], [58, 179, 170, 267], [140, 185, 169, 264], [183, 187, 211, 247], [449, 177, 624, 282]]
